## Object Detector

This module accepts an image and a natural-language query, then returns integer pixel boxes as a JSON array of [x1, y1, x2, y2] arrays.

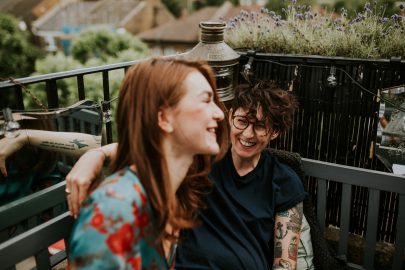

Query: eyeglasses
[[232, 115, 269, 136]]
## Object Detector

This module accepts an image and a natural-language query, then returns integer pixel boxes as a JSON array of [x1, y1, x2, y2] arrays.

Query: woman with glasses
[[65, 81, 309, 270], [176, 81, 307, 270]]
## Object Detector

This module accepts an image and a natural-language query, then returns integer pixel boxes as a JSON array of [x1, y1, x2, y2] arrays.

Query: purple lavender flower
[[379, 17, 388, 23], [295, 13, 304, 20], [391, 14, 400, 21]]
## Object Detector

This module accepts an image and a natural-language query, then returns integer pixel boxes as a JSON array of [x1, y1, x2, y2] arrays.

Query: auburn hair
[[112, 57, 228, 242]]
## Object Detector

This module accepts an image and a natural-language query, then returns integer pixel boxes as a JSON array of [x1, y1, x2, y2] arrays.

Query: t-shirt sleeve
[[68, 178, 148, 269], [272, 161, 307, 213]]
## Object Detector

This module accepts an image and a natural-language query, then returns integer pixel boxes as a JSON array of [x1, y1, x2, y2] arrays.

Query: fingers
[[66, 176, 74, 217], [0, 157, 7, 177], [70, 182, 80, 219]]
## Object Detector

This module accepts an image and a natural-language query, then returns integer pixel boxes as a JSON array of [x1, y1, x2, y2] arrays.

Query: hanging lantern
[[185, 21, 240, 103]]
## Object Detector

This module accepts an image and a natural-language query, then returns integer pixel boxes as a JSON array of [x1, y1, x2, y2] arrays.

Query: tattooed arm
[[272, 202, 303, 270], [0, 129, 101, 176]]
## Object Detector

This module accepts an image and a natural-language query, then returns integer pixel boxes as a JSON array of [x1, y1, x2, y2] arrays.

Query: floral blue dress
[[69, 168, 170, 270]]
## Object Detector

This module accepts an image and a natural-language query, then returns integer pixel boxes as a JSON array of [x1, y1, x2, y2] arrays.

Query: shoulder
[[264, 151, 306, 205], [69, 169, 152, 267], [262, 150, 301, 184], [80, 168, 150, 226]]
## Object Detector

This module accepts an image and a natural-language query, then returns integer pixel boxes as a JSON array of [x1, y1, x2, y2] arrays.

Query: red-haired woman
[[67, 58, 228, 269]]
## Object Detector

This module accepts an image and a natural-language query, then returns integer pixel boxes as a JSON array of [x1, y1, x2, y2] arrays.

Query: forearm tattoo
[[273, 259, 292, 270], [69, 139, 89, 149], [274, 202, 304, 263], [288, 236, 299, 261], [286, 203, 303, 234], [275, 222, 288, 240], [39, 138, 88, 151]]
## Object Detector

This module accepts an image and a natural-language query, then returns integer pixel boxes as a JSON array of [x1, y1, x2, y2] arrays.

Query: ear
[[269, 130, 279, 141], [158, 109, 174, 133]]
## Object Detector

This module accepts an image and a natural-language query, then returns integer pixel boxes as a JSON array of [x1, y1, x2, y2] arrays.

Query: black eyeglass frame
[[231, 115, 270, 136]]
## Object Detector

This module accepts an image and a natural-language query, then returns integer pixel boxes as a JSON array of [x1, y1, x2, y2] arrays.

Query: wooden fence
[[237, 52, 405, 243]]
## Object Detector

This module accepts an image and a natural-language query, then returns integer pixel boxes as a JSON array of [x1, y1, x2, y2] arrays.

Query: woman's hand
[[0, 131, 28, 177], [65, 149, 106, 218]]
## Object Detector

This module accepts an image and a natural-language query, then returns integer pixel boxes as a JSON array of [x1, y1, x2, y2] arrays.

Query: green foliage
[[225, 1, 405, 59], [0, 12, 41, 79], [70, 28, 149, 64], [162, 0, 182, 17], [205, 0, 225, 6], [25, 30, 149, 110]]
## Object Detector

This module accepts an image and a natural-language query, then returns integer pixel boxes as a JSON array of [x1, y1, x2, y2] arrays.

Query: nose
[[212, 103, 225, 121], [242, 123, 255, 138]]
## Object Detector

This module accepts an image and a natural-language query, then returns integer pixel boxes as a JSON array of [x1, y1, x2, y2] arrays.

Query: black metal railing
[[237, 52, 405, 243], [2, 54, 405, 244], [0, 158, 404, 269], [0, 60, 142, 144]]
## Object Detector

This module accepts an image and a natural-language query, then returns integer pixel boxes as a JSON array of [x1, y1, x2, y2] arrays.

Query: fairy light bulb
[[2, 108, 20, 138], [327, 66, 337, 87]]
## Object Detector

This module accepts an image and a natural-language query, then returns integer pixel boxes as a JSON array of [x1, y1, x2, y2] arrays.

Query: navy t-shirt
[[175, 149, 306, 270]]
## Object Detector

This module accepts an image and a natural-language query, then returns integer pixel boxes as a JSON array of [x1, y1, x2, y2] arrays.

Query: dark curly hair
[[230, 81, 298, 134]]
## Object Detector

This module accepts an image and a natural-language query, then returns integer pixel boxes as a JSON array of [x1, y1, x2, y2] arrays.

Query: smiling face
[[166, 71, 225, 156], [229, 106, 278, 161]]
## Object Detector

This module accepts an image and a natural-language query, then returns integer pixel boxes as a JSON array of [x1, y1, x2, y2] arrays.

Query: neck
[[161, 139, 194, 193], [231, 147, 261, 176]]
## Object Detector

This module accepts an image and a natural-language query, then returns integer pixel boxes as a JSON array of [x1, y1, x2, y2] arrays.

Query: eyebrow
[[234, 114, 266, 123]]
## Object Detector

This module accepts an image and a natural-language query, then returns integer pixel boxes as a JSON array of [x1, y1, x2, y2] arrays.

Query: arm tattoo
[[278, 210, 289, 217], [273, 259, 292, 270], [288, 236, 299, 260], [274, 241, 282, 258], [275, 222, 288, 240], [39, 140, 76, 151], [286, 202, 303, 234], [69, 139, 89, 149]]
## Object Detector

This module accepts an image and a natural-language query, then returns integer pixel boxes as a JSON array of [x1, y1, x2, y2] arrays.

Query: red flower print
[[134, 184, 141, 193], [135, 212, 150, 228], [132, 202, 139, 216], [127, 256, 141, 269], [106, 223, 135, 256], [134, 184, 148, 206], [89, 207, 107, 233]]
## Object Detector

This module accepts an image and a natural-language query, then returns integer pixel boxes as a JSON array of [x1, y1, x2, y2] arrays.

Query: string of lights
[[256, 58, 405, 113]]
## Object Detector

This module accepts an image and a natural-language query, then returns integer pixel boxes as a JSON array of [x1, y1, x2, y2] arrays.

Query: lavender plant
[[225, 1, 405, 59]]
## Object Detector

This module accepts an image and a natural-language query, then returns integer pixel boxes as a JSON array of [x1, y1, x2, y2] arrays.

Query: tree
[[0, 12, 40, 79], [25, 29, 150, 109], [70, 28, 149, 64]]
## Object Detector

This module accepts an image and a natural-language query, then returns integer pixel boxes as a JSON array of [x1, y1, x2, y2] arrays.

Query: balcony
[[0, 53, 405, 269]]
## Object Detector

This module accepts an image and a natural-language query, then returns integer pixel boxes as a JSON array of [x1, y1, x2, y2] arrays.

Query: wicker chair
[[267, 148, 348, 270]]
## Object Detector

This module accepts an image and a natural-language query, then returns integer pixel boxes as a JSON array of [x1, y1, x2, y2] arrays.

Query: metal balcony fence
[[1, 54, 405, 245]]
